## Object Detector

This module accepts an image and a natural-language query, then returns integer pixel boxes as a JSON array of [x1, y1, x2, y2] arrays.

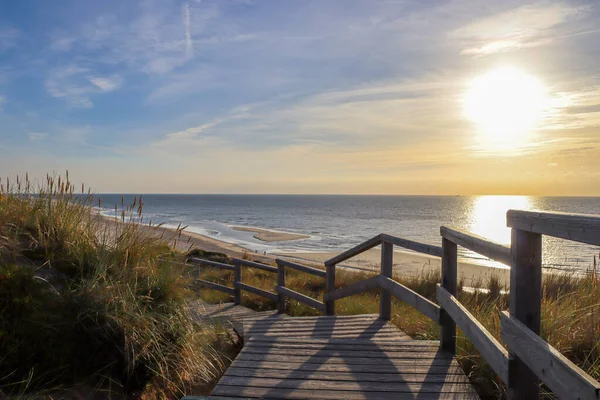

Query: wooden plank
[[277, 264, 286, 313], [380, 241, 393, 320], [325, 263, 336, 315], [239, 348, 453, 360], [377, 275, 441, 323], [214, 376, 476, 394], [324, 234, 382, 266], [211, 386, 478, 400], [275, 285, 326, 312], [381, 234, 443, 257], [196, 279, 234, 294], [323, 275, 380, 302], [235, 352, 462, 366], [232, 258, 278, 273], [235, 282, 279, 301], [501, 311, 600, 400], [244, 314, 380, 325], [508, 228, 542, 400], [233, 262, 242, 305], [246, 340, 438, 351], [276, 258, 327, 277], [507, 209, 600, 246], [224, 368, 473, 383], [436, 285, 509, 383], [245, 325, 401, 336], [229, 359, 466, 375], [440, 237, 457, 354], [245, 318, 388, 330], [188, 257, 235, 270], [440, 226, 511, 266]]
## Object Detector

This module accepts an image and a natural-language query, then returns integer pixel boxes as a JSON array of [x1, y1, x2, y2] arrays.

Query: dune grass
[[195, 252, 600, 399], [0, 174, 236, 399]]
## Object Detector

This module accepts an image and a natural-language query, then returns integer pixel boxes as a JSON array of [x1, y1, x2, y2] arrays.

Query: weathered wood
[[377, 275, 441, 323], [232, 258, 278, 273], [440, 237, 457, 354], [501, 311, 600, 400], [325, 263, 336, 315], [212, 386, 478, 400], [188, 257, 235, 270], [323, 275, 380, 302], [196, 279, 235, 294], [235, 282, 279, 301], [440, 226, 511, 266], [235, 352, 459, 366], [275, 285, 326, 312], [380, 241, 393, 321], [507, 209, 600, 246], [381, 234, 443, 257], [233, 262, 241, 305], [276, 258, 327, 277], [437, 285, 509, 383], [325, 234, 382, 266], [215, 376, 476, 394], [276, 264, 286, 313], [508, 228, 542, 400]]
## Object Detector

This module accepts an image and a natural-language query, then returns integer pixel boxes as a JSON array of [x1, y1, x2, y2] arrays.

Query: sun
[[463, 66, 547, 149]]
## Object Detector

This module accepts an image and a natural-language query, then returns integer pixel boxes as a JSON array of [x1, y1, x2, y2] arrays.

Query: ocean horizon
[[95, 194, 600, 273]]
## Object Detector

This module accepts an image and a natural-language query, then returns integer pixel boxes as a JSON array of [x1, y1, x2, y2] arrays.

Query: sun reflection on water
[[469, 195, 532, 245]]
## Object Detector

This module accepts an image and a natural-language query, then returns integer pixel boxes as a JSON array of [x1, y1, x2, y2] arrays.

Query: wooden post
[[440, 237, 457, 354], [277, 264, 286, 314], [379, 241, 393, 321], [233, 261, 242, 305], [325, 264, 336, 316], [507, 228, 542, 400]]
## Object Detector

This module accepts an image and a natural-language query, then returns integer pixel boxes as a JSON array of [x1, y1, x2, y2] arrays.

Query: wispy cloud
[[45, 66, 123, 108], [28, 132, 48, 141], [452, 2, 588, 56], [0, 26, 19, 52], [183, 3, 193, 58]]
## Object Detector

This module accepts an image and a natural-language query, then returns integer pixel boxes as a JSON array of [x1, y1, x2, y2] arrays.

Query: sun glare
[[464, 66, 547, 150]]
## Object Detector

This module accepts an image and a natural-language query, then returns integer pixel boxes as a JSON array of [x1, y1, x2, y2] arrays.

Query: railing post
[[379, 240, 393, 321], [233, 261, 241, 305], [325, 264, 336, 316], [440, 237, 457, 354], [277, 264, 286, 313], [507, 228, 542, 400]]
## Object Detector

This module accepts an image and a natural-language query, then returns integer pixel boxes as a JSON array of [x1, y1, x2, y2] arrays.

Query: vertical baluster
[[440, 237, 457, 353], [277, 264, 286, 313], [379, 240, 393, 321], [325, 264, 336, 316], [234, 261, 241, 305]]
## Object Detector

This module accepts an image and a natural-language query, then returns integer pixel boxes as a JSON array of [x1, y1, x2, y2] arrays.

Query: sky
[[1, 0, 599, 195]]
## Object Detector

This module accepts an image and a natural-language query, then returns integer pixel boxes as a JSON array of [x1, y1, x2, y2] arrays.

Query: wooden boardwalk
[[210, 314, 479, 399]]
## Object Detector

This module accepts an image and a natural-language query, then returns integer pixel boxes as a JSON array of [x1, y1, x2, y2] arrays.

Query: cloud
[[49, 36, 76, 52], [183, 3, 193, 58], [88, 76, 123, 92], [452, 2, 587, 56], [28, 132, 48, 141], [45, 66, 123, 108], [0, 26, 19, 52]]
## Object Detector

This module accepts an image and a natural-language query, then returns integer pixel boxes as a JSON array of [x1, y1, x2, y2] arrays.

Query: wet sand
[[231, 226, 310, 242]]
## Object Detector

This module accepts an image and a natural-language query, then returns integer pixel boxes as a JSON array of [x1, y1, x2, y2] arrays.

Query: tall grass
[[196, 253, 600, 399], [0, 174, 234, 399]]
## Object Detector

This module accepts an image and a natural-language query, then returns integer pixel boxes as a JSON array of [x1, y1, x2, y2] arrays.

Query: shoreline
[[231, 226, 310, 242]]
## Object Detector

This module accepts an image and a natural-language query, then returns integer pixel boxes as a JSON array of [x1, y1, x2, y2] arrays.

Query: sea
[[95, 194, 600, 273]]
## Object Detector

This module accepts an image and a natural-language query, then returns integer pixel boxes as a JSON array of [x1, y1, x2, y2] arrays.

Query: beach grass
[[0, 174, 236, 399], [196, 253, 600, 399]]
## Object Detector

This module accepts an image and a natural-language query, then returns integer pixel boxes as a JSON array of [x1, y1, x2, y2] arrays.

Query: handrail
[[378, 275, 441, 323], [276, 259, 326, 278], [437, 285, 509, 383], [188, 258, 236, 271], [500, 311, 600, 400], [233, 258, 278, 273], [507, 209, 600, 246], [275, 286, 326, 313], [324, 234, 382, 266], [381, 234, 443, 257], [196, 279, 235, 295], [323, 276, 380, 302], [440, 227, 511, 266]]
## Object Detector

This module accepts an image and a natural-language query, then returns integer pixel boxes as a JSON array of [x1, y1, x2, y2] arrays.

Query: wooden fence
[[190, 209, 600, 400]]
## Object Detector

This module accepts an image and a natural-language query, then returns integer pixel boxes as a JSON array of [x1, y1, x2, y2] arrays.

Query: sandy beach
[[231, 226, 310, 242], [132, 219, 510, 287]]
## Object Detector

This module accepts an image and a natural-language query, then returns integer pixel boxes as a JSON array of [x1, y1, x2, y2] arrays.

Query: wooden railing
[[191, 209, 600, 400]]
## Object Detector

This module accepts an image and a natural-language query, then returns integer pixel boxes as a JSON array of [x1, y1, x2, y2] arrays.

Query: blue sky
[[1, 0, 599, 194]]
